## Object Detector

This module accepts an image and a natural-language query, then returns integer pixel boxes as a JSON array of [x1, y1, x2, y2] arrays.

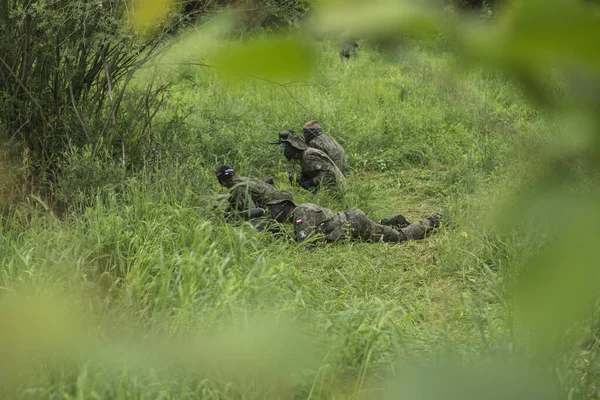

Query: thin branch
[[104, 61, 117, 136], [10, 122, 29, 141], [121, 140, 126, 167], [282, 80, 327, 90], [280, 85, 318, 120], [154, 61, 324, 127], [197, 6, 286, 14], [153, 61, 214, 68], [69, 83, 92, 142], [164, 66, 204, 88], [94, 62, 118, 156], [0, 55, 49, 139], [239, 72, 321, 120]]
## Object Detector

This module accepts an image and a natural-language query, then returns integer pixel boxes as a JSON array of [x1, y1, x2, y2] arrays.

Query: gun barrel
[[269, 141, 281, 145]]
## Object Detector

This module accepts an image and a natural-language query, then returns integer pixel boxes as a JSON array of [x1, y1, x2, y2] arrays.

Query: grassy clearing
[[0, 37, 570, 399]]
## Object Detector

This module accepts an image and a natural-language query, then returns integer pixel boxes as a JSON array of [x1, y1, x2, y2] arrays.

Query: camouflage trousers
[[344, 209, 436, 243], [340, 44, 358, 59]]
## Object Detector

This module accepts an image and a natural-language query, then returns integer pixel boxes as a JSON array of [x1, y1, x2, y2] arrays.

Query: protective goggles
[[216, 168, 234, 177]]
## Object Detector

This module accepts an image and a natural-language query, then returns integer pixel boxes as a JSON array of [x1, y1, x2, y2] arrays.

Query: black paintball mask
[[269, 130, 295, 146], [281, 142, 298, 161], [302, 127, 322, 144], [279, 130, 294, 141], [215, 165, 235, 186]]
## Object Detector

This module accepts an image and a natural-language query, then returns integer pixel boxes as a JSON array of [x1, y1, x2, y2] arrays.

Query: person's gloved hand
[[252, 208, 266, 218], [300, 179, 314, 190], [288, 171, 295, 185], [252, 219, 269, 232], [264, 177, 275, 186]]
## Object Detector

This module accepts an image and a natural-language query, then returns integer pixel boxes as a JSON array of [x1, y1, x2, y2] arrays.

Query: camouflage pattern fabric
[[292, 203, 347, 242], [293, 204, 438, 243], [339, 31, 358, 59], [264, 191, 297, 222], [344, 208, 407, 242], [300, 148, 345, 194], [306, 133, 349, 176], [265, 190, 296, 206], [401, 217, 438, 240], [228, 176, 287, 212], [281, 133, 307, 150]]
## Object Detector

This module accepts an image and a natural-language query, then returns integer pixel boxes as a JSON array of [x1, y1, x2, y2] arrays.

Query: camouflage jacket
[[306, 133, 349, 176], [227, 176, 281, 212], [292, 203, 348, 242], [300, 148, 345, 193], [339, 32, 359, 56], [291, 204, 434, 244]]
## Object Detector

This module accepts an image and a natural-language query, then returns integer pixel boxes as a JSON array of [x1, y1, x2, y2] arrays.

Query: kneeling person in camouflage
[[339, 31, 359, 62], [268, 198, 444, 244], [301, 121, 349, 176], [277, 123, 349, 176], [279, 133, 345, 195]]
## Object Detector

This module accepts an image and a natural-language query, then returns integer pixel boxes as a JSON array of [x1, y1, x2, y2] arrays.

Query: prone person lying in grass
[[265, 193, 447, 244], [214, 164, 293, 221]]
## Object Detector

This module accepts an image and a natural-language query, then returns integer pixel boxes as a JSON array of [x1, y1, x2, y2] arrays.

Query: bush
[[55, 147, 127, 207], [0, 0, 170, 197]]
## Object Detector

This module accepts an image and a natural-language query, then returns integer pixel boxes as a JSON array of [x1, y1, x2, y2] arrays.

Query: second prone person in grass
[[266, 196, 445, 244]]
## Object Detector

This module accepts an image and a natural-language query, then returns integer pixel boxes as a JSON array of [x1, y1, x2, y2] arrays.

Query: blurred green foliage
[[210, 36, 314, 81], [1, 0, 600, 398]]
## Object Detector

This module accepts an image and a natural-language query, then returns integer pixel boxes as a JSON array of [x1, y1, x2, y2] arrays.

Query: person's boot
[[379, 214, 411, 228]]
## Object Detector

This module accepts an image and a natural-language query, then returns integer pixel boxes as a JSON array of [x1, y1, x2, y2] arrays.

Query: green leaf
[[465, 0, 600, 74], [512, 193, 600, 347], [386, 361, 556, 400], [128, 0, 177, 35], [210, 36, 313, 82], [312, 0, 444, 39]]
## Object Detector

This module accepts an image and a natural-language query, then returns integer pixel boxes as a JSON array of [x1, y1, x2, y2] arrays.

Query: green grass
[[0, 38, 586, 399]]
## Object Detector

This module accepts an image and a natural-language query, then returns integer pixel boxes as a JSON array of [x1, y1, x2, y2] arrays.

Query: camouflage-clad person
[[277, 122, 349, 176], [215, 164, 293, 220], [279, 133, 345, 195], [267, 198, 443, 244], [339, 31, 359, 62], [301, 120, 349, 176]]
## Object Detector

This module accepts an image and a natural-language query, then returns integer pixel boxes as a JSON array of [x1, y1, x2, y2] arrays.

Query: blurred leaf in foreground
[[311, 0, 444, 39], [0, 293, 87, 396], [157, 15, 234, 65], [386, 360, 557, 400], [0, 291, 319, 397], [128, 0, 178, 35], [210, 36, 313, 82], [460, 0, 600, 106], [469, 0, 600, 73], [313, 0, 600, 107], [511, 192, 600, 348]]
